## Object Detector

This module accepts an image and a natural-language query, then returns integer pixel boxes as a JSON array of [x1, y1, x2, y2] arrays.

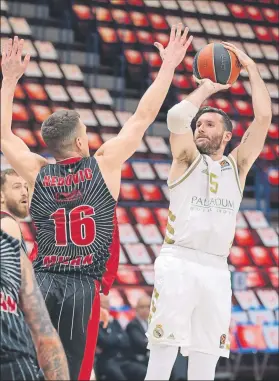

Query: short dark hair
[[1, 168, 18, 187], [41, 110, 80, 153], [191, 106, 233, 133]]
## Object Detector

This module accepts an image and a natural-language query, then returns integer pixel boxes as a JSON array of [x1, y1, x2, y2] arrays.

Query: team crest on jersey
[[153, 324, 164, 339], [220, 160, 231, 171], [55, 190, 83, 202], [219, 334, 226, 348]]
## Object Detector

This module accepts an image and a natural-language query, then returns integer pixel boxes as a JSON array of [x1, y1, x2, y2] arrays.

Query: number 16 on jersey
[[50, 205, 96, 246]]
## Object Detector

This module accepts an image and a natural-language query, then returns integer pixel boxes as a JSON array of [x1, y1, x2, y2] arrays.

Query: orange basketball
[[193, 43, 241, 85]]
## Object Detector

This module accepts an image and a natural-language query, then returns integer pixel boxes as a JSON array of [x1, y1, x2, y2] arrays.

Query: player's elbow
[[167, 106, 181, 126]]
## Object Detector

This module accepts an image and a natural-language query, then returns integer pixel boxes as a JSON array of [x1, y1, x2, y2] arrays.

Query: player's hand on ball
[[1, 36, 30, 82], [100, 307, 109, 329], [221, 41, 255, 71], [193, 75, 231, 94], [154, 24, 193, 68]]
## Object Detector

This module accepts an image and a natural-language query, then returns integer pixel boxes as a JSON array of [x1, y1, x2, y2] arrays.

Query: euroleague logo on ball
[[220, 55, 228, 71]]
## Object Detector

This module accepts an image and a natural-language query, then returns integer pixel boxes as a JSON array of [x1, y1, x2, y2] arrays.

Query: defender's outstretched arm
[[96, 24, 193, 167], [1, 37, 47, 186]]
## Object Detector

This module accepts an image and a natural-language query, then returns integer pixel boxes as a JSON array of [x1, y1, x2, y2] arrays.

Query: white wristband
[[167, 100, 199, 135]]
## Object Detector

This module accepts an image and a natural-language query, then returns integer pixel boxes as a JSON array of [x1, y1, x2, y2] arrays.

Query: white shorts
[[147, 246, 232, 358]]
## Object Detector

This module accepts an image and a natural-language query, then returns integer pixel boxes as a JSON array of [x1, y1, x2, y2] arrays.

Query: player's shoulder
[[1, 217, 22, 241]]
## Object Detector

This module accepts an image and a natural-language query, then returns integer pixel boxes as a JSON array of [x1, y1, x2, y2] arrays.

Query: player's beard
[[5, 198, 29, 219], [195, 133, 223, 155]]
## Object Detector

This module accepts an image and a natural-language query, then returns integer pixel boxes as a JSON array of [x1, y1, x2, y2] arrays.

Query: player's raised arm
[[1, 37, 47, 186], [19, 252, 69, 380], [95, 24, 193, 167], [166, 77, 231, 164], [223, 42, 272, 178]]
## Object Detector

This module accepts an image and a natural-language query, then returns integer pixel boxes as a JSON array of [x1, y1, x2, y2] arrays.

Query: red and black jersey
[[30, 157, 119, 293], [0, 212, 28, 255], [0, 230, 38, 372]]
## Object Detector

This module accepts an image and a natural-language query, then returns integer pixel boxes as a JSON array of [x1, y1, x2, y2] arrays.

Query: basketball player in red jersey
[[1, 27, 193, 380], [1, 169, 69, 380]]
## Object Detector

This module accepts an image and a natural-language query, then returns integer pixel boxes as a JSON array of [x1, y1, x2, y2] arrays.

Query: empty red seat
[[240, 267, 266, 288], [14, 84, 25, 100], [271, 27, 279, 42], [253, 26, 272, 42], [131, 207, 156, 225], [229, 246, 251, 267], [128, 0, 144, 5], [136, 30, 154, 45], [237, 325, 267, 351], [154, 208, 168, 228], [235, 229, 256, 246], [13, 103, 29, 121], [116, 207, 130, 224], [140, 184, 163, 202], [148, 14, 168, 30], [232, 122, 245, 138], [120, 183, 141, 201], [130, 11, 149, 27], [87, 132, 102, 151], [230, 81, 247, 96], [73, 5, 92, 20], [262, 8, 279, 23], [30, 104, 52, 123], [267, 267, 279, 288], [121, 163, 135, 179], [214, 99, 234, 114], [144, 52, 161, 68], [116, 265, 141, 285], [228, 4, 248, 18], [233, 100, 254, 116], [172, 74, 191, 89], [125, 49, 143, 65], [183, 56, 194, 72], [271, 247, 278, 265], [259, 144, 276, 161], [98, 27, 118, 44], [249, 246, 273, 266], [154, 32, 169, 47], [268, 124, 279, 140], [34, 129, 47, 148], [267, 168, 279, 186], [245, 5, 263, 20], [23, 83, 48, 101], [96, 7, 112, 22], [112, 9, 131, 25]]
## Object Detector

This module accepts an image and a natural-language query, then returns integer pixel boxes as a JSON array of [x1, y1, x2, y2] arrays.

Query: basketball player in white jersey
[[145, 42, 272, 380]]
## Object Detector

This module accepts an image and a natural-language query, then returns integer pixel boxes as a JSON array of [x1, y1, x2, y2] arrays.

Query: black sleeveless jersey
[[30, 156, 119, 284], [0, 212, 28, 255], [0, 230, 37, 364]]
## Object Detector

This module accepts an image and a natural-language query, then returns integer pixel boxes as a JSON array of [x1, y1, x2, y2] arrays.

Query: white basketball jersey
[[164, 153, 242, 257]]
